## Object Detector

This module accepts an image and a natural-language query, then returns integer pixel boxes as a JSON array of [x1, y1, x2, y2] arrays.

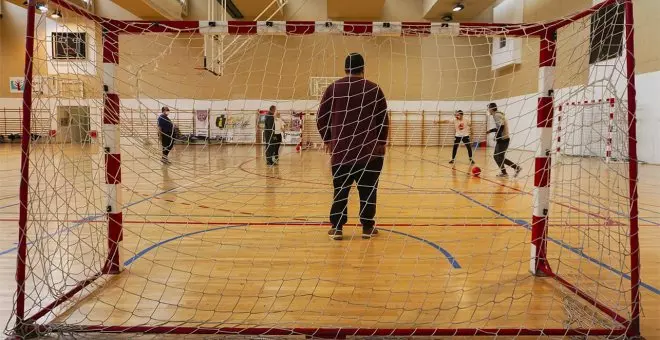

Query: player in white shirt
[[273, 111, 286, 164], [449, 110, 474, 164]]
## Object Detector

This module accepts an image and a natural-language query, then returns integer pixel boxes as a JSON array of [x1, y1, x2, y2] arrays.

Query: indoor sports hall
[[0, 0, 658, 338]]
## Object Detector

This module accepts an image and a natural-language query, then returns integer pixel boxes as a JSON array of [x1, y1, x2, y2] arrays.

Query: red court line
[[0, 217, 643, 228], [0, 218, 515, 227]]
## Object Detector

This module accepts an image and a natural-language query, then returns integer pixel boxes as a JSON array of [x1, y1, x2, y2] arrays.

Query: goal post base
[[9, 319, 40, 339], [42, 325, 630, 338]]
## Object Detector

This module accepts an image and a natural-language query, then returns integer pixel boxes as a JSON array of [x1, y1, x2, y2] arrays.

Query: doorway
[[57, 106, 91, 144]]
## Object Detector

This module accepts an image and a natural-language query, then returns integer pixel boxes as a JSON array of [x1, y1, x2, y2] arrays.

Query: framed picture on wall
[[52, 32, 87, 60]]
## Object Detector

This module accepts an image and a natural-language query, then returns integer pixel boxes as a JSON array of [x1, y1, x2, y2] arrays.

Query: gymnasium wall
[[2, 1, 658, 98], [483, 0, 660, 99], [2, 1, 660, 162], [481, 0, 660, 163], [0, 2, 28, 99], [116, 34, 493, 101], [486, 0, 592, 99]]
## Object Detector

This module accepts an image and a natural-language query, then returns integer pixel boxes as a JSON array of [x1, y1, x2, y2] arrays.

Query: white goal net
[[6, 0, 642, 339]]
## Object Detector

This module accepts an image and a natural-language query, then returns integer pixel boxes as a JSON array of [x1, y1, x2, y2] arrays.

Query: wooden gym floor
[[0, 143, 658, 338]]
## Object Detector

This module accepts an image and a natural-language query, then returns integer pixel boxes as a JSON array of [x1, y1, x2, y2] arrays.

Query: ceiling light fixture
[[50, 9, 62, 19], [453, 3, 465, 12], [37, 3, 48, 13], [442, 14, 453, 22]]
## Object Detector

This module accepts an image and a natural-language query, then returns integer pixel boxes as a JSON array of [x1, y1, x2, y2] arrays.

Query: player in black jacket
[[263, 105, 277, 165]]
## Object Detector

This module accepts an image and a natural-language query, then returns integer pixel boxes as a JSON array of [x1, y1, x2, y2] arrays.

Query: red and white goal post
[[11, 0, 641, 338]]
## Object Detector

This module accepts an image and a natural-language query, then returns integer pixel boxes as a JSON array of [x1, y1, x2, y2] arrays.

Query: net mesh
[[6, 1, 639, 338]]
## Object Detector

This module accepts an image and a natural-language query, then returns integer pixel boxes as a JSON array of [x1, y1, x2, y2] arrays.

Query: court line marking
[[552, 195, 660, 227], [0, 188, 178, 256], [123, 224, 247, 266], [383, 228, 461, 268], [122, 224, 462, 269], [396, 149, 641, 225], [0, 208, 463, 270], [0, 203, 18, 211], [0, 163, 243, 256], [236, 152, 415, 190], [0, 152, 655, 284], [451, 189, 660, 295], [0, 218, 626, 229], [8, 212, 650, 221]]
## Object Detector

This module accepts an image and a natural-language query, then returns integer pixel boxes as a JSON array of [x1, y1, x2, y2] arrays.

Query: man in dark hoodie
[[263, 105, 277, 166], [317, 53, 389, 241]]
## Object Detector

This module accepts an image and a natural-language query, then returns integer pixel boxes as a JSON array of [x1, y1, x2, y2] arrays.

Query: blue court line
[[124, 224, 247, 266], [451, 189, 660, 295], [123, 223, 461, 269], [0, 188, 177, 256], [381, 229, 461, 269]]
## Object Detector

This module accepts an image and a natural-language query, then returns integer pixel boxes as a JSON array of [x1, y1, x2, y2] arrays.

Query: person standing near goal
[[272, 110, 286, 164], [157, 106, 174, 164], [449, 110, 474, 165], [487, 103, 522, 177], [263, 105, 277, 166], [317, 53, 389, 241]]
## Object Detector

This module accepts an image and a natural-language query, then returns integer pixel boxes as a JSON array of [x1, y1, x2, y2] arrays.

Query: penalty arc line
[[122, 224, 462, 269]]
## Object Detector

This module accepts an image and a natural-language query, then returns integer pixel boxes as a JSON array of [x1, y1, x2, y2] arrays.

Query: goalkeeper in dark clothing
[[317, 53, 389, 241], [157, 106, 174, 164], [263, 105, 277, 166], [487, 103, 521, 177]]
